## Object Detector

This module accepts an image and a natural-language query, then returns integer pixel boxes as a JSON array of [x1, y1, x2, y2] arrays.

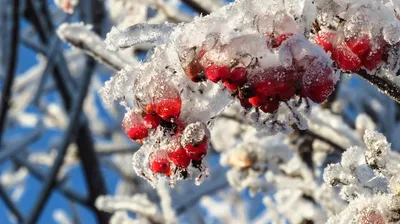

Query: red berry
[[272, 33, 294, 48], [254, 79, 276, 97], [149, 152, 171, 175], [204, 65, 230, 83], [278, 86, 295, 100], [331, 44, 361, 72], [184, 141, 208, 161], [239, 97, 252, 109], [362, 49, 384, 71], [122, 111, 148, 141], [155, 98, 182, 122], [303, 78, 334, 103], [126, 125, 148, 140], [361, 39, 387, 71], [248, 95, 266, 107], [314, 32, 336, 52], [259, 97, 279, 113], [223, 81, 239, 90], [168, 147, 190, 168], [143, 114, 161, 129], [228, 67, 247, 84], [345, 35, 371, 58]]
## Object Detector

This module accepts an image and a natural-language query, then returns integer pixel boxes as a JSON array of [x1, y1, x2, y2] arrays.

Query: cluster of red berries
[[122, 83, 209, 178], [314, 31, 388, 72], [182, 32, 335, 112], [147, 122, 209, 177]]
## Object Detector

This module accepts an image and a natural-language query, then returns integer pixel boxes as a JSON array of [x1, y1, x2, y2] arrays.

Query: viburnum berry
[[122, 111, 148, 141], [180, 122, 209, 160], [259, 97, 279, 113], [184, 141, 208, 161], [345, 35, 371, 58], [360, 211, 384, 224], [148, 151, 171, 175], [248, 95, 266, 107], [272, 33, 294, 48], [314, 31, 336, 52], [126, 125, 148, 141], [331, 44, 361, 72], [168, 147, 190, 168], [204, 65, 231, 83], [239, 97, 252, 109], [223, 67, 247, 90], [155, 98, 182, 122], [362, 48, 384, 71], [302, 77, 334, 103], [143, 114, 161, 129]]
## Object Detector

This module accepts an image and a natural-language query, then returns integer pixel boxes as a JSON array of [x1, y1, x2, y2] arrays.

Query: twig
[[181, 0, 211, 15], [0, 0, 21, 145], [0, 183, 24, 222], [356, 69, 400, 104]]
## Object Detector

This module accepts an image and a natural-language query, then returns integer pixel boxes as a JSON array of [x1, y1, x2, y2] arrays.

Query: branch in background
[[0, 129, 41, 164], [181, 0, 211, 15], [13, 155, 88, 205], [26, 53, 95, 224], [356, 69, 400, 104], [0, 0, 21, 145], [57, 23, 131, 71], [0, 183, 24, 222], [25, 1, 111, 222]]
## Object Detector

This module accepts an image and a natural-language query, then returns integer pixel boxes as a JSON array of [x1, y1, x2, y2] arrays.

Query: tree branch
[[0, 0, 21, 145], [0, 183, 24, 222], [356, 69, 400, 104]]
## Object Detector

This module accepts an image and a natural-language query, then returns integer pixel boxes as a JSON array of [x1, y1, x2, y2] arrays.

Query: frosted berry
[[362, 49, 384, 71], [149, 152, 171, 175], [302, 78, 334, 103], [361, 39, 387, 71], [248, 95, 266, 107], [126, 125, 148, 141], [228, 67, 247, 85], [185, 141, 208, 161], [223, 81, 239, 90], [272, 33, 294, 48], [223, 67, 247, 90], [155, 98, 182, 122], [168, 147, 190, 168], [259, 97, 279, 113], [143, 114, 161, 129], [314, 31, 336, 52], [278, 86, 295, 101], [331, 44, 361, 72], [204, 65, 231, 83], [122, 111, 148, 141], [345, 35, 371, 58], [239, 97, 252, 109]]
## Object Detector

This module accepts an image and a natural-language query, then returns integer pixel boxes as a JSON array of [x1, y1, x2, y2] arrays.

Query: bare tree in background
[[1, 0, 400, 224]]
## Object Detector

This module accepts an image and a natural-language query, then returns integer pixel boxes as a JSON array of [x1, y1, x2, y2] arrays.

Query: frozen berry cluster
[[314, 31, 388, 72], [122, 82, 209, 180], [181, 32, 336, 113]]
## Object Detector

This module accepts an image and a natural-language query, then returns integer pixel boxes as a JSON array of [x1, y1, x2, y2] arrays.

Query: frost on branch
[[324, 130, 400, 223]]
